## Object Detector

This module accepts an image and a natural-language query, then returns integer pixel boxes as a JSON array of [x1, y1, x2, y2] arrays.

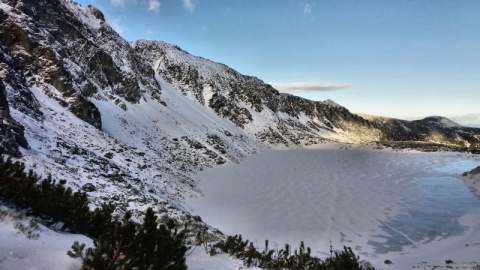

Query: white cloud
[[182, 0, 197, 12], [269, 81, 351, 93], [110, 0, 142, 8], [148, 0, 160, 12], [303, 2, 315, 14], [110, 0, 127, 7]]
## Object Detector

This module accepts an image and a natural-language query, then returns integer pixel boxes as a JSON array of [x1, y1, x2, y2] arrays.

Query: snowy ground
[[186, 248, 261, 270], [186, 143, 480, 269], [2, 144, 480, 269], [0, 206, 91, 270], [0, 205, 253, 270]]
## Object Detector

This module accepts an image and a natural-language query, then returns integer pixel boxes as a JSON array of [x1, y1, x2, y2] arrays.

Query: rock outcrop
[[0, 80, 28, 157], [462, 166, 480, 196]]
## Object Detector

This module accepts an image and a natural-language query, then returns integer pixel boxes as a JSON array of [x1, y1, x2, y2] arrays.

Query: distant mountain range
[[1, 0, 479, 220], [449, 114, 480, 128]]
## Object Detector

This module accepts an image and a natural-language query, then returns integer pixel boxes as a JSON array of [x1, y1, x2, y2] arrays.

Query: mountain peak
[[321, 99, 342, 108], [418, 116, 461, 128], [85, 4, 105, 22], [64, 1, 105, 29]]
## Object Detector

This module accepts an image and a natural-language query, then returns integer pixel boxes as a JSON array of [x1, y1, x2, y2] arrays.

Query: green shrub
[[211, 234, 374, 270], [0, 156, 188, 270]]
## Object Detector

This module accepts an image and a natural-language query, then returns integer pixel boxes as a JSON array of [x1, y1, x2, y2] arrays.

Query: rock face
[[0, 0, 163, 132], [463, 166, 480, 176], [0, 80, 28, 157]]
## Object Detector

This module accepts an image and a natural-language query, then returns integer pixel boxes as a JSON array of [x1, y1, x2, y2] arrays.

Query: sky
[[74, 0, 480, 126]]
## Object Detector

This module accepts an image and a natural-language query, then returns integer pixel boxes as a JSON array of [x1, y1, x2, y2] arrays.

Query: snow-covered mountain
[[132, 40, 386, 145], [361, 114, 480, 147], [1, 0, 479, 223]]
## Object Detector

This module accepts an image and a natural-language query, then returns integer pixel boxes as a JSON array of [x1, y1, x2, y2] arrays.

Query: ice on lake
[[186, 144, 480, 267]]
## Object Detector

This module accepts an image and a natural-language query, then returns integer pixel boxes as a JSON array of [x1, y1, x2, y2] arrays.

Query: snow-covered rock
[[463, 166, 480, 196]]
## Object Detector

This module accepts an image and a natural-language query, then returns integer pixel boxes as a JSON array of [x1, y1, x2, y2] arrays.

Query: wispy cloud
[[148, 0, 160, 12], [303, 2, 315, 14], [110, 0, 127, 7], [269, 81, 351, 93], [182, 0, 197, 12]]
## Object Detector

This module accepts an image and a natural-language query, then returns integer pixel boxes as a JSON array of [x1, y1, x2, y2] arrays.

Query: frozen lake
[[186, 144, 480, 267]]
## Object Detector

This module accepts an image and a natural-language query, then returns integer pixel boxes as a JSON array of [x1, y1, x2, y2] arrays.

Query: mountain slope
[[132, 40, 480, 148], [360, 114, 480, 147], [133, 40, 384, 145], [0, 0, 264, 220]]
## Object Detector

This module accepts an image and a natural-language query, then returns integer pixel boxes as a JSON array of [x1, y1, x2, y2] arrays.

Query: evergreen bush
[[211, 234, 375, 270], [0, 156, 188, 270]]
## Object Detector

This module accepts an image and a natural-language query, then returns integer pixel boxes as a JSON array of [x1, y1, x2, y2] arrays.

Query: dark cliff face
[[3, 0, 159, 102], [0, 80, 28, 157], [0, 0, 163, 131]]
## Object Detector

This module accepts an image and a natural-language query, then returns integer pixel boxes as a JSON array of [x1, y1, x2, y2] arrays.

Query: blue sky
[[74, 0, 480, 125]]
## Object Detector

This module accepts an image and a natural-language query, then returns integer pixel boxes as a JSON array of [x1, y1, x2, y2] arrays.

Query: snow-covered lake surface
[[186, 143, 480, 268]]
